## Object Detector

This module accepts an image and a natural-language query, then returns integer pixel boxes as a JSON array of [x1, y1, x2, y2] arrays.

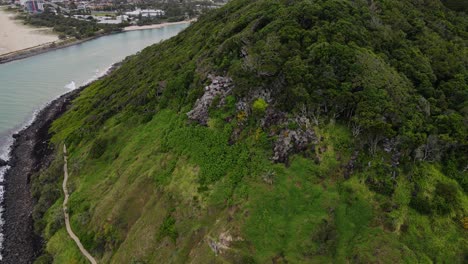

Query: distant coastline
[[0, 8, 193, 65]]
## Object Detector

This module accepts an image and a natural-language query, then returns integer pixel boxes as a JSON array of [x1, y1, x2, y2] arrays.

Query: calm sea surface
[[0, 23, 188, 257]]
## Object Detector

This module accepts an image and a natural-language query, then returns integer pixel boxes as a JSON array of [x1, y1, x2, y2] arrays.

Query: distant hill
[[33, 0, 467, 263]]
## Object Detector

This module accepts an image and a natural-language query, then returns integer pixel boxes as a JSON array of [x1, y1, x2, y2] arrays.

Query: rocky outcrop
[[260, 108, 287, 128], [344, 150, 360, 179], [0, 159, 7, 167], [269, 114, 318, 163], [187, 75, 233, 125], [236, 89, 273, 115], [272, 128, 317, 163], [383, 138, 401, 178], [207, 231, 237, 256], [237, 100, 318, 163], [188, 78, 316, 163]]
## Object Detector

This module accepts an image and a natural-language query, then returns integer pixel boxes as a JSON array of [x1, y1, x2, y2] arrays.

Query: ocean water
[[0, 23, 189, 258]]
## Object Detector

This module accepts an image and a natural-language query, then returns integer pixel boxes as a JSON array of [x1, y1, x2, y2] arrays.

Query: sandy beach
[[0, 8, 58, 56], [0, 11, 194, 64], [123, 19, 196, 31]]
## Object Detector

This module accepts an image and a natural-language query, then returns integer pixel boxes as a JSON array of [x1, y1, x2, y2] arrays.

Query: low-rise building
[[96, 14, 128, 24], [125, 8, 165, 18], [24, 0, 44, 12]]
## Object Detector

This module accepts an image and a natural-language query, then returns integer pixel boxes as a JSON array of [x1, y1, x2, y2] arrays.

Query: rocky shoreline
[[0, 62, 120, 263], [1, 88, 82, 263]]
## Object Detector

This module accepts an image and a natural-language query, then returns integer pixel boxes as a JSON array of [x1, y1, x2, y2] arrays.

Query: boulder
[[272, 127, 317, 163], [0, 158, 8, 167], [187, 75, 233, 125]]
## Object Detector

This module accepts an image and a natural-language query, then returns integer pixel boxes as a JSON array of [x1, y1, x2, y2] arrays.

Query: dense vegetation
[[33, 0, 466, 263], [442, 0, 468, 12], [19, 12, 123, 39]]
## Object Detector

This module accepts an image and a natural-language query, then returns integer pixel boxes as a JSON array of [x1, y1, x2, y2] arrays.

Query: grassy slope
[[37, 108, 467, 263], [33, 0, 467, 263]]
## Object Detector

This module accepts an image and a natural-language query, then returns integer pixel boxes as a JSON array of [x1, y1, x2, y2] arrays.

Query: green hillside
[[33, 0, 467, 263]]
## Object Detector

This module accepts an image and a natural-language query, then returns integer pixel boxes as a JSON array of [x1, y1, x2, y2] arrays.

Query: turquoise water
[[0, 23, 189, 256], [0, 23, 188, 160]]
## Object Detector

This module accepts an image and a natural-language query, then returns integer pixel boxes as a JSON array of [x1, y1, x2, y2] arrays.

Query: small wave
[[0, 166, 8, 183], [64, 81, 76, 90], [82, 64, 113, 86]]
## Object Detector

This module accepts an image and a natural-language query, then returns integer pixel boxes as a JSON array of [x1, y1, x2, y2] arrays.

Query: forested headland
[[30, 0, 467, 263]]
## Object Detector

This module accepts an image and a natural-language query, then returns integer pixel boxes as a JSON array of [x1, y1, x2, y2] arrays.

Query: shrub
[[252, 98, 268, 116], [47, 207, 64, 238], [409, 193, 432, 215], [157, 215, 178, 243], [34, 254, 53, 264], [365, 162, 396, 196], [89, 138, 108, 159], [410, 181, 461, 215], [432, 182, 460, 215]]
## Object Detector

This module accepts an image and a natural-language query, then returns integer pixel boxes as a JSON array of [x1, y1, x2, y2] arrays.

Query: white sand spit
[[123, 19, 196, 31], [0, 8, 58, 55]]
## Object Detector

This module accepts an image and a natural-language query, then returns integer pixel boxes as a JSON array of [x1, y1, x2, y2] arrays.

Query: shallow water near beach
[[0, 22, 188, 258]]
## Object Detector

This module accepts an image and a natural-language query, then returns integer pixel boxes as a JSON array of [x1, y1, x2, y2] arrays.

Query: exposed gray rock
[[344, 150, 359, 179], [272, 124, 317, 163], [235, 99, 249, 114], [236, 88, 273, 116], [383, 138, 397, 153], [208, 238, 221, 256], [262, 170, 276, 185], [261, 108, 287, 129], [250, 88, 273, 104], [207, 231, 234, 256], [383, 138, 401, 176], [187, 75, 233, 125]]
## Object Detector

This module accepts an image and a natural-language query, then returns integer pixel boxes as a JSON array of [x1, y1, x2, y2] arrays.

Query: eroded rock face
[[188, 78, 317, 163], [187, 75, 233, 125], [272, 128, 317, 163], [270, 119, 314, 163], [272, 116, 318, 162], [207, 231, 235, 256], [236, 88, 273, 120], [344, 150, 360, 179], [235, 102, 318, 163], [261, 108, 287, 129], [208, 231, 233, 256]]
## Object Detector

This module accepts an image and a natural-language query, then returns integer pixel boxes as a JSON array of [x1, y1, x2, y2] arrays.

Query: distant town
[[0, 0, 227, 25]]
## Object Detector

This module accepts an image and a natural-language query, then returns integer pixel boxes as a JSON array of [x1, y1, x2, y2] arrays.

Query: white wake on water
[[64, 81, 76, 90]]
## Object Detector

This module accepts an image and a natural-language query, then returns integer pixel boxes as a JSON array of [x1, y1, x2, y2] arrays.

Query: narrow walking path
[[63, 144, 98, 264]]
